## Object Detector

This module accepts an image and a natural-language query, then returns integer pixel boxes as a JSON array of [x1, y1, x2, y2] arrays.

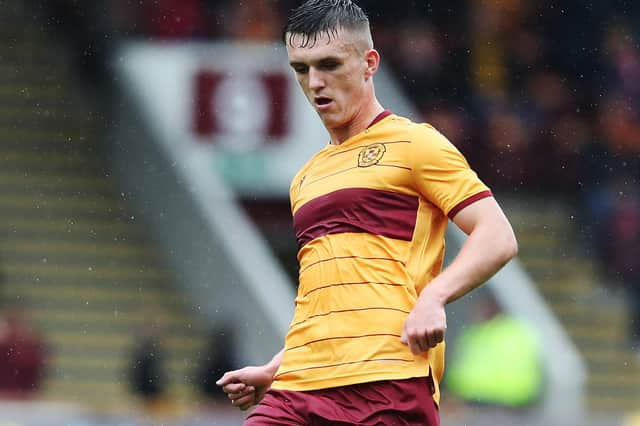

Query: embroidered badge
[[357, 143, 386, 167]]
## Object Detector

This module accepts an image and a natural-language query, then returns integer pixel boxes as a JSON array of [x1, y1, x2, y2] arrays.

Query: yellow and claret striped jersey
[[271, 112, 492, 405]]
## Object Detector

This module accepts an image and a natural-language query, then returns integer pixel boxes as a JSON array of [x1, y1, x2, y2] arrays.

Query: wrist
[[420, 283, 448, 306], [264, 354, 282, 378], [264, 362, 278, 378]]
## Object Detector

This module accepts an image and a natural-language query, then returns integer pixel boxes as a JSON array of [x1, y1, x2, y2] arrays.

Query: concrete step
[[3, 284, 175, 306], [0, 195, 130, 220], [0, 149, 102, 170], [0, 240, 160, 265], [587, 394, 640, 412], [46, 331, 202, 354], [0, 127, 98, 147], [0, 83, 66, 100], [3, 262, 170, 279], [0, 218, 144, 241], [536, 278, 593, 296], [0, 174, 114, 195]]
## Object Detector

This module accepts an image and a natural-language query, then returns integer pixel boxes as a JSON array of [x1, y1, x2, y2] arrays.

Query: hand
[[401, 294, 447, 355], [216, 365, 275, 410]]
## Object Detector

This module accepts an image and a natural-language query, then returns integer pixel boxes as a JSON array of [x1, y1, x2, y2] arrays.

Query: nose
[[308, 67, 325, 91]]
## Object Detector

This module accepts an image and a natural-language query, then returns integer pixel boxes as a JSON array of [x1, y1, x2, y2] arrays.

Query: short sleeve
[[410, 125, 492, 218]]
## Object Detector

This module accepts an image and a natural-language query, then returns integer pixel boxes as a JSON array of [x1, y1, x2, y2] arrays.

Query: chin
[[319, 114, 348, 130]]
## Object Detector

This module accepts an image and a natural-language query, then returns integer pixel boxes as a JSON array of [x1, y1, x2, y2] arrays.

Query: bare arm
[[402, 197, 518, 354], [427, 196, 517, 304]]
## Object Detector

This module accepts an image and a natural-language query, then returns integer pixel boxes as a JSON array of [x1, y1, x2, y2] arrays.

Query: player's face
[[286, 30, 370, 131]]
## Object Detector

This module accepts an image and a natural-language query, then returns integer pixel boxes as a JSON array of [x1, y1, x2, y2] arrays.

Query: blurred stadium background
[[0, 0, 638, 425]]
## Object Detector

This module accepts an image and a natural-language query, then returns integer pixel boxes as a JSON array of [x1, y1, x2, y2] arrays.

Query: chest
[[293, 141, 415, 212]]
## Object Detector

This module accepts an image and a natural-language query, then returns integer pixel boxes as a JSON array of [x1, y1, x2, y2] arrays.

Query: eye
[[320, 60, 340, 70], [292, 64, 309, 74]]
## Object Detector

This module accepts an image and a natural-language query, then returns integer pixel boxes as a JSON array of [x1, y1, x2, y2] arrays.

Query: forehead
[[286, 30, 359, 62]]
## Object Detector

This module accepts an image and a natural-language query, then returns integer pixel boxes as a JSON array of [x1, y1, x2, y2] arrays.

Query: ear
[[364, 49, 380, 80]]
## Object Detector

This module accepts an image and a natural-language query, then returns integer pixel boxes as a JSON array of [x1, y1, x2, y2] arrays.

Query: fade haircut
[[283, 0, 373, 50]]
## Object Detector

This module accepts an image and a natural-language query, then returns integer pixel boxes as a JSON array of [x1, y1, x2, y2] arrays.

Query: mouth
[[314, 96, 334, 110]]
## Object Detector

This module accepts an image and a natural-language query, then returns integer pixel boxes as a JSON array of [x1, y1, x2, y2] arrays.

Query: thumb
[[216, 370, 239, 386], [400, 328, 407, 344]]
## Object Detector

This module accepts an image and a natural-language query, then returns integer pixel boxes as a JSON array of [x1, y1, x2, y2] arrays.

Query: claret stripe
[[304, 166, 359, 188], [326, 140, 412, 158], [290, 306, 410, 328], [302, 281, 406, 298], [285, 333, 402, 352], [274, 357, 415, 379], [448, 190, 493, 219], [294, 188, 419, 248], [299, 256, 406, 275], [375, 163, 412, 171]]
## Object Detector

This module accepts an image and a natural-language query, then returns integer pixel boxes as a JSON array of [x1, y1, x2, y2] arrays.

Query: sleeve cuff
[[447, 190, 493, 219]]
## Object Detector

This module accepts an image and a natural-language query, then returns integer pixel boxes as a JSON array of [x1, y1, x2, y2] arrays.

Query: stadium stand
[[0, 0, 208, 414], [1, 0, 638, 424], [505, 197, 640, 412]]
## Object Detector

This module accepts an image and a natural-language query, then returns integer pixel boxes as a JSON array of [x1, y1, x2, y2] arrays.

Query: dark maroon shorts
[[245, 376, 439, 426]]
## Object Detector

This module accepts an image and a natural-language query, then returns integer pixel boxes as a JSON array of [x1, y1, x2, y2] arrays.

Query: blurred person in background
[[216, 1, 517, 424], [445, 292, 543, 411], [0, 304, 48, 399], [139, 0, 207, 39], [196, 325, 236, 403], [480, 106, 531, 191], [128, 312, 169, 417], [223, 0, 283, 42]]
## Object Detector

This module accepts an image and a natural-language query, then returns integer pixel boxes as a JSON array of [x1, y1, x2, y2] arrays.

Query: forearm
[[264, 349, 284, 377], [422, 208, 518, 305]]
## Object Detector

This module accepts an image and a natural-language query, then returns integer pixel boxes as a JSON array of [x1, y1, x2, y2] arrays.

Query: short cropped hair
[[283, 0, 372, 48]]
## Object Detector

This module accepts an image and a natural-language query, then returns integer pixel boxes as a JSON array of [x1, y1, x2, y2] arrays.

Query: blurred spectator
[[530, 111, 593, 192], [423, 106, 473, 158], [196, 325, 236, 403], [0, 305, 48, 399], [387, 21, 447, 106], [468, 0, 531, 102], [140, 0, 207, 39], [602, 22, 640, 102], [445, 293, 543, 408], [128, 314, 168, 415], [605, 190, 640, 349], [223, 0, 283, 42], [478, 106, 531, 191]]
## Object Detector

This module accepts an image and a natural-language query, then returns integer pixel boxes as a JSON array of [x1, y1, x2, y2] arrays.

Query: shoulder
[[388, 117, 464, 165], [385, 115, 454, 149]]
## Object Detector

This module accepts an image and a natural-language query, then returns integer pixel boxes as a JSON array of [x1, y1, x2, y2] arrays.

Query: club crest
[[358, 143, 386, 167]]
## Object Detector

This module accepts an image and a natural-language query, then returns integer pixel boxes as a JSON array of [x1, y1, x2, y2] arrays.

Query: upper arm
[[452, 196, 517, 250]]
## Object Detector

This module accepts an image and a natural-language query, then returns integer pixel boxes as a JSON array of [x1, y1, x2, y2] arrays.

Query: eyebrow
[[289, 56, 342, 67]]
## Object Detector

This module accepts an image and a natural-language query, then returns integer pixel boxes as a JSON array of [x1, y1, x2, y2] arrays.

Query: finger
[[415, 335, 429, 353], [422, 332, 434, 350], [239, 401, 254, 411], [408, 336, 422, 355], [228, 386, 255, 400], [400, 329, 407, 344], [426, 330, 443, 348], [222, 382, 246, 394], [232, 394, 255, 409], [216, 371, 238, 386], [416, 330, 436, 353]]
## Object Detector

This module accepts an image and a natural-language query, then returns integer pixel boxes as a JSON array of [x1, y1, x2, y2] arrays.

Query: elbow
[[503, 228, 519, 263]]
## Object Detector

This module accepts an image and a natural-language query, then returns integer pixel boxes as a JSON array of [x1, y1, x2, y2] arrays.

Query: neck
[[328, 98, 385, 145]]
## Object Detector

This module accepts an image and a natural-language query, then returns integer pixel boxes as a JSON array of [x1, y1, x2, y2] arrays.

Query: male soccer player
[[217, 1, 518, 424]]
